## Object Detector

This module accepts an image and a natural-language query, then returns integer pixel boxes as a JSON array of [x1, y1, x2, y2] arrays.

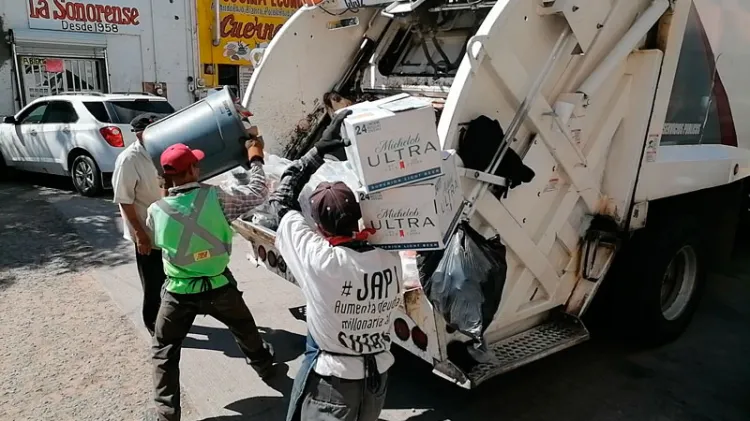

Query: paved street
[[1, 173, 749, 421]]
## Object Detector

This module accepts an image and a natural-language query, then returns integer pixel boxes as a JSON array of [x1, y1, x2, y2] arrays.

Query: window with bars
[[20, 57, 106, 103]]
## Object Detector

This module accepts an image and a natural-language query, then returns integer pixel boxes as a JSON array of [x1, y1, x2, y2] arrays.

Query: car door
[[14, 102, 49, 171], [39, 101, 79, 175]]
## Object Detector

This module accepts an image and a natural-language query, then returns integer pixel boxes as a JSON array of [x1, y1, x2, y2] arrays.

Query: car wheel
[[71, 154, 102, 197]]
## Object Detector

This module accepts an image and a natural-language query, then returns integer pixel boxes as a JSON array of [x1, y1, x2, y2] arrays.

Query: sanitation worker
[[268, 110, 403, 421], [112, 113, 168, 337], [145, 131, 275, 421]]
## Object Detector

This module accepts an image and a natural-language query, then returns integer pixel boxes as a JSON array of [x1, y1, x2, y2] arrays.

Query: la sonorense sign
[[27, 0, 142, 35]]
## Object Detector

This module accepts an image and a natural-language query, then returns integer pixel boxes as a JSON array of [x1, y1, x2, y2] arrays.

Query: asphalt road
[[2, 172, 749, 421]]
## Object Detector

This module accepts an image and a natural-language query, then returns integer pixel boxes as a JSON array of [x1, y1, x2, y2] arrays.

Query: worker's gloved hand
[[315, 109, 352, 155]]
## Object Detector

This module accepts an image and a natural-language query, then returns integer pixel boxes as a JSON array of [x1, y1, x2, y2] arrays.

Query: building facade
[[0, 0, 200, 115], [195, 0, 301, 100]]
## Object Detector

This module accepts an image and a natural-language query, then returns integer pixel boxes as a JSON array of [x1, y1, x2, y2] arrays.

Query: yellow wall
[[197, 0, 302, 86]]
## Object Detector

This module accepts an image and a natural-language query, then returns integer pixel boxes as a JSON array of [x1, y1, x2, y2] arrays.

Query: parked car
[[0, 92, 175, 196]]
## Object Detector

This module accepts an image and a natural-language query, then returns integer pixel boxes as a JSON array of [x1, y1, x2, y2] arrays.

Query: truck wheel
[[612, 220, 706, 345], [71, 154, 102, 197], [0, 151, 8, 180]]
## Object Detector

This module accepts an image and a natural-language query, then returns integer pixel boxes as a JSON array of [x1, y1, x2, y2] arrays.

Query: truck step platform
[[467, 315, 589, 386]]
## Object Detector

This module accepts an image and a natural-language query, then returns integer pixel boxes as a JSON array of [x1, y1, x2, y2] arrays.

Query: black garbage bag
[[420, 222, 507, 344]]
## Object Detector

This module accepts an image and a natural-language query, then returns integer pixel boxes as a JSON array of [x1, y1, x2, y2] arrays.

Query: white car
[[0, 92, 175, 196]]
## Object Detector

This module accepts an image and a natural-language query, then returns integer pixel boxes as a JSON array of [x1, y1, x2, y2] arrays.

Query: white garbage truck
[[233, 0, 750, 388]]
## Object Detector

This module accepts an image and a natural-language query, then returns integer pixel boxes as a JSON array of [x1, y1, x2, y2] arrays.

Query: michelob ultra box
[[341, 95, 442, 193], [358, 150, 464, 251]]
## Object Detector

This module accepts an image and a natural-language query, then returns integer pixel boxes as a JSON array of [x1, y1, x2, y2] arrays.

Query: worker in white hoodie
[[268, 110, 403, 421]]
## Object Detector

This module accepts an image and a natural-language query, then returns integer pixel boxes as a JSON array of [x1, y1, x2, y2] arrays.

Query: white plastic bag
[[241, 153, 293, 226], [262, 153, 293, 192]]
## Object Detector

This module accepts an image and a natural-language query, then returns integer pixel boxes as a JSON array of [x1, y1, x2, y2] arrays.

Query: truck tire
[[71, 154, 103, 197], [0, 151, 8, 181], [595, 218, 706, 345]]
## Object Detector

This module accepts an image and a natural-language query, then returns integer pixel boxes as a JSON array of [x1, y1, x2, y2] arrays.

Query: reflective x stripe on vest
[[154, 187, 232, 265]]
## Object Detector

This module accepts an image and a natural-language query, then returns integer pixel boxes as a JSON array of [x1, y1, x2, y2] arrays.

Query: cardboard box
[[359, 150, 464, 250], [342, 95, 442, 193]]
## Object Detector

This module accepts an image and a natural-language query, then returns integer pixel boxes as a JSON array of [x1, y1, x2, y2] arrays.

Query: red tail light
[[411, 326, 428, 351], [267, 251, 278, 268], [99, 126, 124, 147], [393, 318, 410, 342], [257, 245, 267, 262]]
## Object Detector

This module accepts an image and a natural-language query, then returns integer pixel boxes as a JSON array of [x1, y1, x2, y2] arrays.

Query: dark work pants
[[152, 282, 271, 421], [301, 371, 389, 421], [135, 247, 166, 336]]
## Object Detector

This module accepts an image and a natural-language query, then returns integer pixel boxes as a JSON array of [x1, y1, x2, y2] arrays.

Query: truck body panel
[[237, 0, 750, 387]]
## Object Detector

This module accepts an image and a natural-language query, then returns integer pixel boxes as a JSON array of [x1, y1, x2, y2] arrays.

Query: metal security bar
[[20, 56, 106, 103]]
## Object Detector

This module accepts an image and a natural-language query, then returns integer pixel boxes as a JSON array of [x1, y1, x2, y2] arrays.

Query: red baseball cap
[[160, 143, 205, 175]]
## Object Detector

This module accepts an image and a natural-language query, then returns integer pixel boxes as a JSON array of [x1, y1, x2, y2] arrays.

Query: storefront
[[195, 0, 302, 99], [0, 0, 199, 115]]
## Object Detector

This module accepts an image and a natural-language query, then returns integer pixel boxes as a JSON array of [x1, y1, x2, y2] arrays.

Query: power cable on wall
[[150, 0, 159, 83]]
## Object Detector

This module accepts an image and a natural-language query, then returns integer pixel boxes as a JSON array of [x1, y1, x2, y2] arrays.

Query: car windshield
[[107, 100, 175, 123]]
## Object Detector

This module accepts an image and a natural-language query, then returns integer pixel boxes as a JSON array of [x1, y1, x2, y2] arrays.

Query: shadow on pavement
[[0, 180, 128, 290], [381, 245, 750, 421], [182, 245, 750, 421], [196, 363, 295, 421], [184, 325, 306, 364]]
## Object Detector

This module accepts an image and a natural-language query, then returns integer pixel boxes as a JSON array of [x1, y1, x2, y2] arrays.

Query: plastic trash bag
[[400, 250, 421, 290], [263, 153, 293, 192], [298, 160, 361, 227], [421, 222, 507, 346], [240, 154, 293, 228]]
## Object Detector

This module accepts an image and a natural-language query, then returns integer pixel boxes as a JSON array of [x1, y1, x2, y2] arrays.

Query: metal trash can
[[142, 86, 250, 181]]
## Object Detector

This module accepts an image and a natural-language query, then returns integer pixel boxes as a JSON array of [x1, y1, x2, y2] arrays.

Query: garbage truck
[[232, 0, 750, 388]]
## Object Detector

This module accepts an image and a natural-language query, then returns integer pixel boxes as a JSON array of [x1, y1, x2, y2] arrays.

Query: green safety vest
[[149, 185, 233, 294]]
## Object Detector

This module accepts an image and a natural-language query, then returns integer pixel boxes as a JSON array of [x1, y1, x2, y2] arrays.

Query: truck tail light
[[100, 126, 124, 147], [278, 257, 287, 274], [411, 326, 428, 351], [257, 245, 267, 262], [267, 250, 277, 268], [393, 318, 410, 342]]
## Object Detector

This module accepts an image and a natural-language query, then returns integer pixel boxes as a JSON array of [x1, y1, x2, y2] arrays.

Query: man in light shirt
[[268, 110, 403, 421], [112, 113, 167, 337]]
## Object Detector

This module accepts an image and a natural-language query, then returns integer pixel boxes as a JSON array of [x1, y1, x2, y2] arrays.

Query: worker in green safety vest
[[144, 131, 275, 421]]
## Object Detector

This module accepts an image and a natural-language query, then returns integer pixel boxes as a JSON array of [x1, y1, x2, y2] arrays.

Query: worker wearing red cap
[[267, 110, 403, 421], [144, 130, 274, 421]]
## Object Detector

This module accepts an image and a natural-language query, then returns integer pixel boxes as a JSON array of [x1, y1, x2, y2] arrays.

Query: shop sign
[[198, 0, 302, 67], [26, 0, 143, 35], [45, 58, 65, 72]]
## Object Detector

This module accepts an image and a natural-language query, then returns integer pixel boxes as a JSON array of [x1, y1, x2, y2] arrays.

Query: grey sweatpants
[[301, 371, 388, 421]]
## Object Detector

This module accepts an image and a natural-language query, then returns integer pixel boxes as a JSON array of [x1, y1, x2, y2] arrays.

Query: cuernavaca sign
[[26, 0, 142, 35]]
